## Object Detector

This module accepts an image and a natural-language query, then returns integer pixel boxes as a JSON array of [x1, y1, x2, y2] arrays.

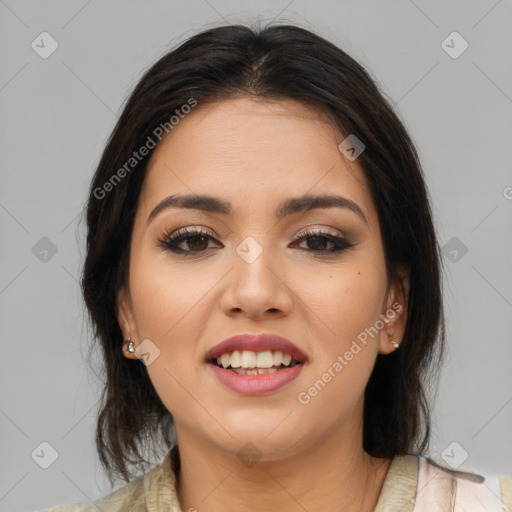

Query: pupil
[[188, 235, 208, 251], [308, 236, 327, 250]]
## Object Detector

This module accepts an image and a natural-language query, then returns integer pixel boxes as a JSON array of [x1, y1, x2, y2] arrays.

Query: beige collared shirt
[[39, 447, 512, 511]]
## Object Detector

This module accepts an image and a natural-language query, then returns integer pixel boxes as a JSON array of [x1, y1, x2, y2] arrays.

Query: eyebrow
[[146, 193, 368, 226]]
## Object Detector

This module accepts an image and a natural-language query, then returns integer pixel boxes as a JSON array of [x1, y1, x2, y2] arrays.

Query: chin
[[215, 418, 310, 459]]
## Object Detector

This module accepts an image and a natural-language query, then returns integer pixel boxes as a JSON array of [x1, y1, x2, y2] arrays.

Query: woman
[[42, 23, 511, 511]]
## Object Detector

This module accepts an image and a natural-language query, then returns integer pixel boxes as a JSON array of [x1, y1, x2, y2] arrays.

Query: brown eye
[[157, 227, 355, 256], [185, 235, 210, 251], [157, 228, 221, 256], [305, 235, 331, 251], [291, 229, 355, 254]]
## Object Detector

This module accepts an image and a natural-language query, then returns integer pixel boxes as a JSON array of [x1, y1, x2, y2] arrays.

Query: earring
[[388, 333, 400, 350], [123, 337, 136, 354]]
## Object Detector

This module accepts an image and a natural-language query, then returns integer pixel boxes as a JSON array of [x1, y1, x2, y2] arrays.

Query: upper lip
[[205, 333, 308, 363]]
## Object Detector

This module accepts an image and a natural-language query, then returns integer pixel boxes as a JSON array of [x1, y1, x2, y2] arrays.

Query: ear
[[378, 265, 410, 355], [116, 286, 139, 359]]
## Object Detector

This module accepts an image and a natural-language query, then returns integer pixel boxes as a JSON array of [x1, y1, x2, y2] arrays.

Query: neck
[[174, 419, 392, 512]]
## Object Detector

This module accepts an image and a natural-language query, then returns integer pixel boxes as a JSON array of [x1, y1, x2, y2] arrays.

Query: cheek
[[311, 265, 387, 332], [127, 252, 206, 416], [128, 248, 210, 338], [297, 271, 383, 413], [304, 264, 386, 380]]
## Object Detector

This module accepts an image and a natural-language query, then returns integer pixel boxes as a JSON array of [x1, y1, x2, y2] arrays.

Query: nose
[[220, 238, 293, 321]]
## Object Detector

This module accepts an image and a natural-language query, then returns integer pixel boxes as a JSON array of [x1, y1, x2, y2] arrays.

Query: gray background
[[1, 1, 511, 510]]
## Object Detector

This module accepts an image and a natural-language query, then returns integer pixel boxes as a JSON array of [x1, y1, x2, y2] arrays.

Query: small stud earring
[[123, 337, 136, 354], [388, 333, 400, 350]]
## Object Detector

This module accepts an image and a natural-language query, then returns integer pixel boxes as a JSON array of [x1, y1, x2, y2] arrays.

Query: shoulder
[[37, 466, 154, 512], [415, 456, 512, 511], [37, 448, 180, 512]]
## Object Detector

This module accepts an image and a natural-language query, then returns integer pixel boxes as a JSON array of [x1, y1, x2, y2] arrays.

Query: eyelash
[[156, 227, 355, 256]]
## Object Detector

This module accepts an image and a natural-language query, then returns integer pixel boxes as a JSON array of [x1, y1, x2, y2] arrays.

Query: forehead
[[138, 97, 375, 224]]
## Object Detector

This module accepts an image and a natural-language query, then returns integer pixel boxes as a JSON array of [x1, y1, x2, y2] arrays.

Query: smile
[[207, 351, 304, 395], [210, 349, 301, 375]]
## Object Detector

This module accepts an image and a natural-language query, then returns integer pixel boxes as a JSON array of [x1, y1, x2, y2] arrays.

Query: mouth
[[205, 332, 308, 364], [204, 333, 307, 395], [207, 349, 303, 375]]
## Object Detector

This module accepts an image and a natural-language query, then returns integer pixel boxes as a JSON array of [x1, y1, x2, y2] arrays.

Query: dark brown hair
[[81, 21, 445, 486]]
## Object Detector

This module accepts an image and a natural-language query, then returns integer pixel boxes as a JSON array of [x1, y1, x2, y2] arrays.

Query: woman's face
[[117, 97, 408, 461]]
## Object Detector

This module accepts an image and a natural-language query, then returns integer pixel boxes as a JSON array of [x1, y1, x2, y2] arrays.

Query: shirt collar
[[146, 446, 418, 512], [374, 454, 418, 512]]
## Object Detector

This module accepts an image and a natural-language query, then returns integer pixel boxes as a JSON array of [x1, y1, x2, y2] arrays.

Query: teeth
[[256, 368, 277, 374], [221, 353, 231, 369], [213, 349, 299, 370], [230, 350, 242, 368], [231, 367, 279, 375], [241, 350, 257, 368], [256, 350, 274, 368]]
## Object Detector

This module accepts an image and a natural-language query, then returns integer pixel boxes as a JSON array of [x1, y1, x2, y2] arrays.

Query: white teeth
[[221, 353, 231, 368], [282, 353, 292, 366], [213, 349, 298, 369], [230, 350, 242, 368], [241, 350, 257, 368], [273, 350, 283, 366], [256, 350, 274, 368]]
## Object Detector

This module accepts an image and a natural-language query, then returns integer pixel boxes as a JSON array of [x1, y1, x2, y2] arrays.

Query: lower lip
[[208, 363, 304, 395]]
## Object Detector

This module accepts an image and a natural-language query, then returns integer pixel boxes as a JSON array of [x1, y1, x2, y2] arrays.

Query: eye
[[290, 228, 355, 254], [156, 227, 221, 256], [156, 226, 355, 256]]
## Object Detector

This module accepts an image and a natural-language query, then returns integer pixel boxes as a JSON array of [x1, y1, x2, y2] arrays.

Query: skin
[[117, 97, 409, 512]]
